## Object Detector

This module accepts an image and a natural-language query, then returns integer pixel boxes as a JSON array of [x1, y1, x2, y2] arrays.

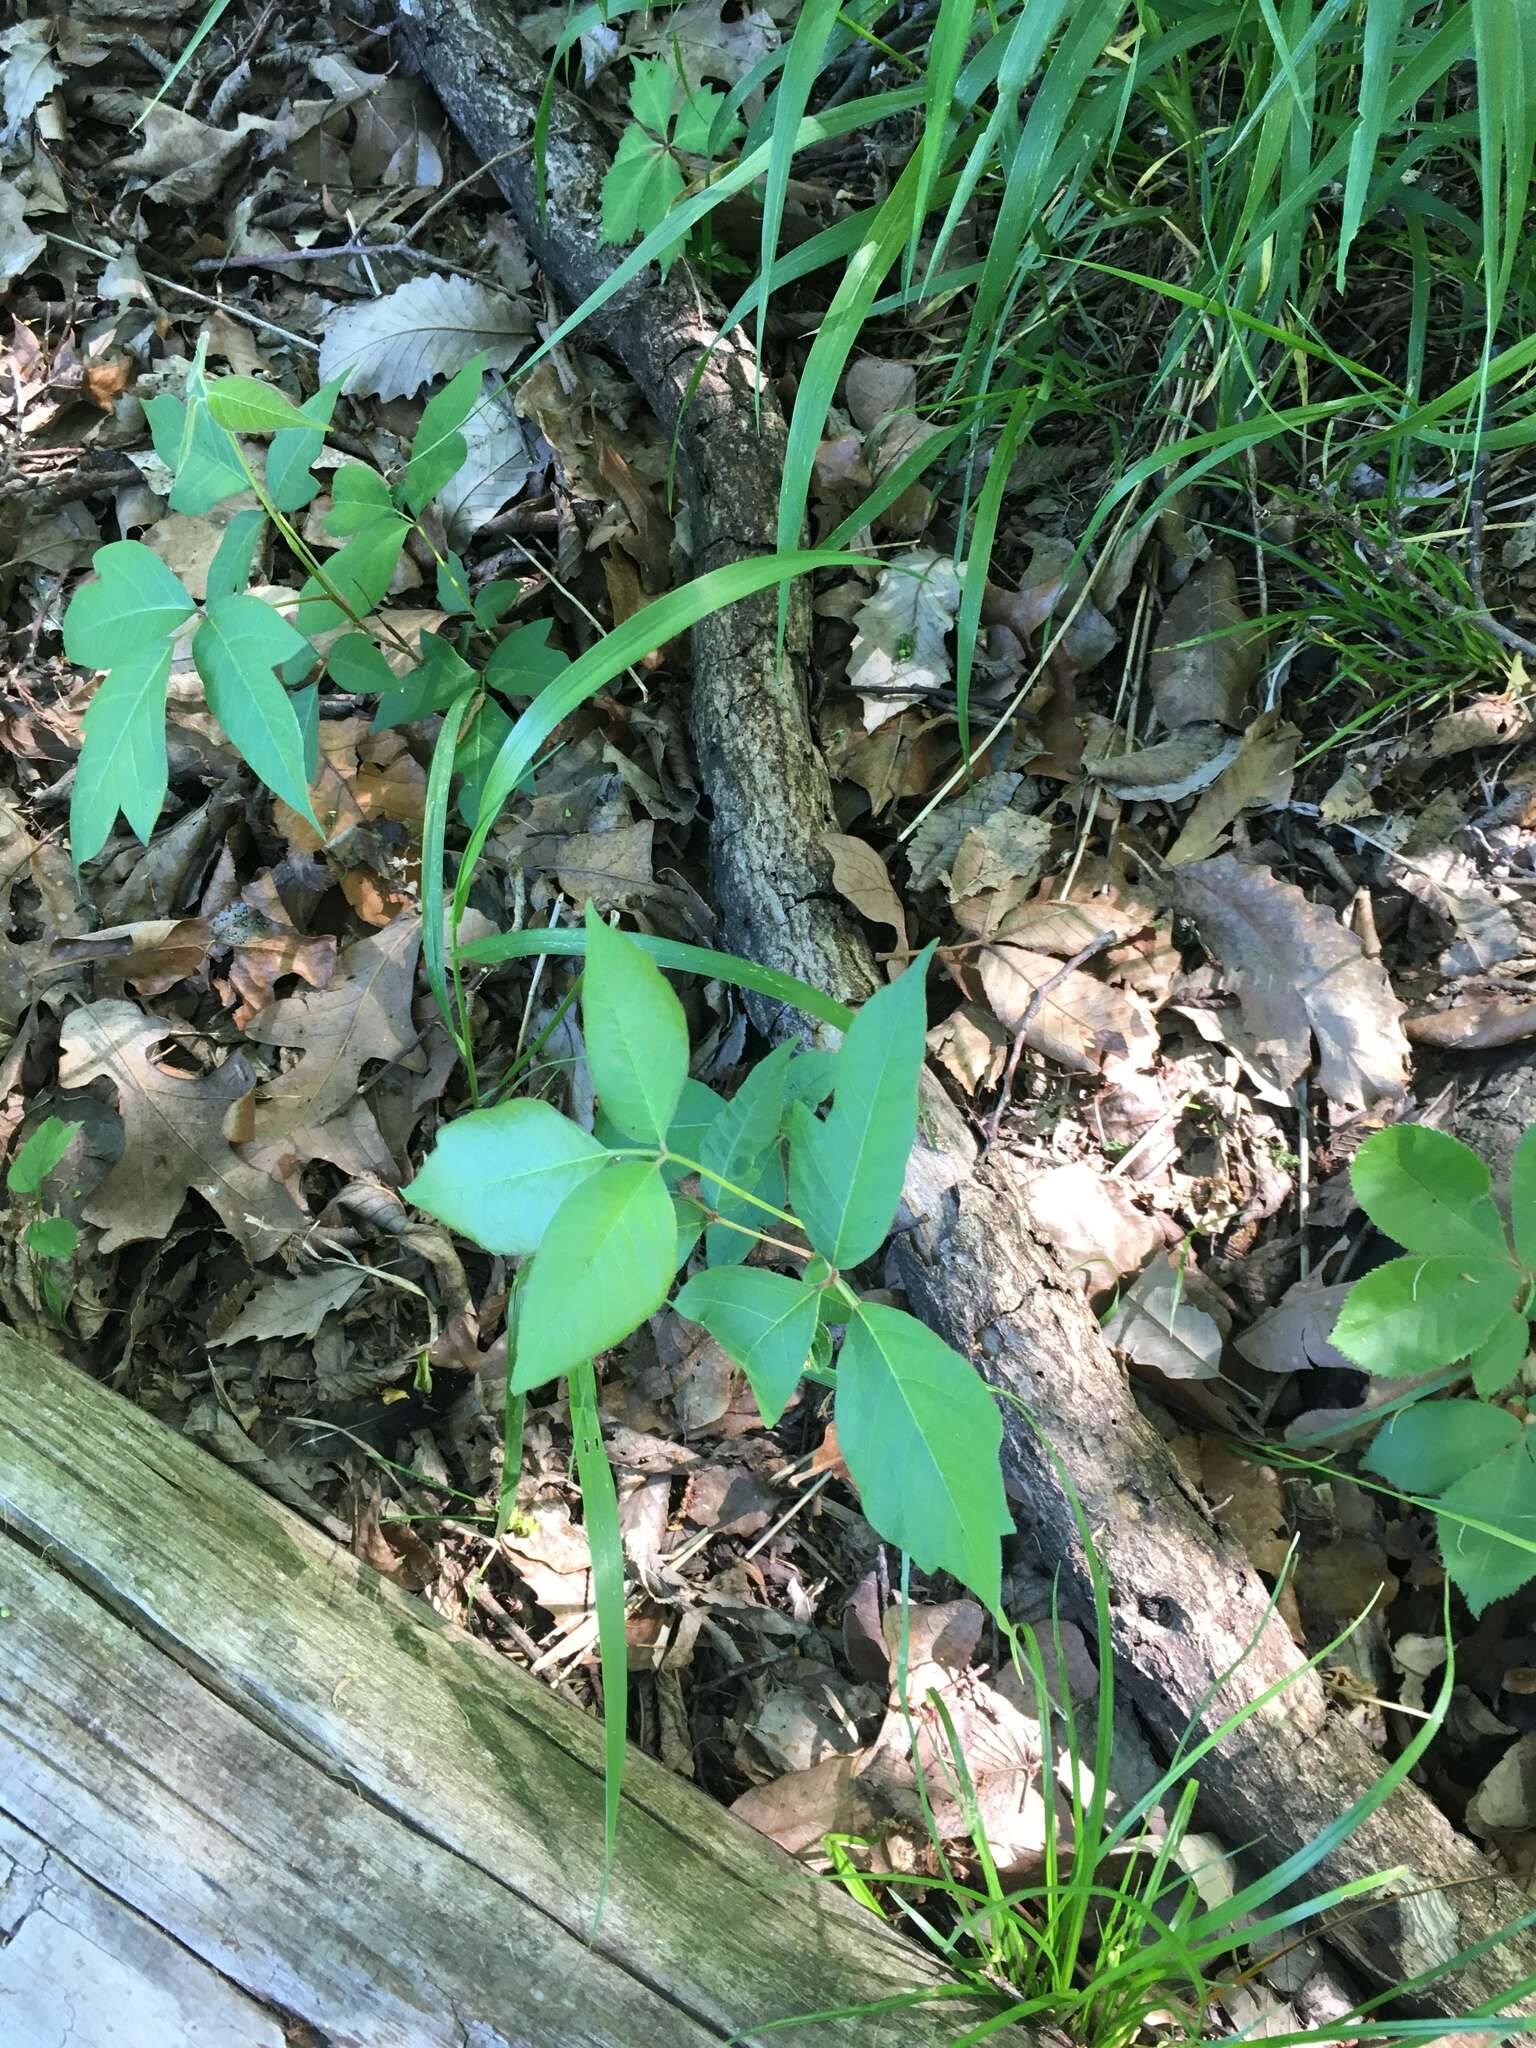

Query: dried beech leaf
[[1173, 854, 1410, 1109], [906, 770, 1026, 891], [977, 943, 1158, 1076], [824, 831, 907, 944], [1148, 557, 1264, 730], [319, 275, 531, 400]]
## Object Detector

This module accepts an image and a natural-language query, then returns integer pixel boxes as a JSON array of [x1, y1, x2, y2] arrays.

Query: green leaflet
[[325, 464, 397, 534], [582, 903, 689, 1146], [206, 509, 267, 603], [452, 697, 514, 827], [7, 1117, 81, 1197], [485, 619, 569, 700], [1349, 1124, 1508, 1259], [294, 516, 408, 636], [700, 1041, 793, 1266], [373, 631, 477, 733], [25, 1215, 79, 1261], [1364, 1399, 1520, 1495], [835, 1301, 1010, 1618], [1436, 1435, 1536, 1615], [787, 943, 935, 1269], [266, 376, 345, 513], [62, 541, 195, 671], [144, 389, 248, 513], [327, 633, 395, 696], [206, 375, 310, 436], [403, 1098, 609, 1257], [674, 1265, 820, 1424], [1514, 1125, 1536, 1271], [70, 645, 173, 862], [193, 595, 320, 825], [512, 1160, 676, 1392], [1329, 1254, 1518, 1375], [402, 352, 485, 512], [1470, 1309, 1530, 1397]]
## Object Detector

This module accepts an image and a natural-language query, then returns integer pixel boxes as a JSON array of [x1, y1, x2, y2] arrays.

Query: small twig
[[984, 929, 1119, 1150], [43, 231, 320, 352], [409, 147, 521, 241], [1333, 504, 1536, 665], [190, 239, 437, 271]]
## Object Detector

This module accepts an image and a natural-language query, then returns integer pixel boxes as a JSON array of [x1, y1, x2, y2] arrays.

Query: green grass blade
[[755, 0, 843, 391], [420, 688, 478, 1054], [1338, 0, 1406, 284]]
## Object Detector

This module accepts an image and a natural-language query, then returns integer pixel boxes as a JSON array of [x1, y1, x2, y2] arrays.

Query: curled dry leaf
[[905, 770, 1029, 892], [1406, 997, 1536, 1051], [1427, 694, 1536, 760], [210, 1265, 367, 1346], [1148, 556, 1265, 731], [1234, 1276, 1354, 1374], [1172, 854, 1410, 1110], [844, 357, 916, 432], [1165, 711, 1299, 866], [58, 999, 306, 1260], [1017, 1161, 1165, 1300], [319, 274, 532, 400], [848, 548, 962, 728], [1084, 722, 1243, 801], [977, 942, 1158, 1077]]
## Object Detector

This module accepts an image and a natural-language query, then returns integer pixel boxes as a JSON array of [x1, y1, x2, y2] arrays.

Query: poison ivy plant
[[406, 907, 1010, 1615], [57, 345, 570, 865], [1332, 1122, 1536, 1613]]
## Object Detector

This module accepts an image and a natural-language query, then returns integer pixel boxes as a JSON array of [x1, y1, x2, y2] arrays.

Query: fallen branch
[[394, 0, 1536, 2012]]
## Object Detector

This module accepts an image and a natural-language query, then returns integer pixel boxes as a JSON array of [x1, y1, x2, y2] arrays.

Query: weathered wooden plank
[[0, 1332, 1026, 2045]]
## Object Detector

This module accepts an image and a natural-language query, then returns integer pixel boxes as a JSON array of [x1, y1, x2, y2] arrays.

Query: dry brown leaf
[[1405, 997, 1536, 1051], [1165, 711, 1299, 866], [1017, 1162, 1165, 1300], [1148, 556, 1264, 730], [926, 1006, 1009, 1096], [1172, 854, 1410, 1109], [824, 831, 907, 946], [241, 914, 421, 1143], [555, 818, 655, 910], [1103, 1254, 1223, 1379], [1427, 694, 1536, 760], [1468, 1735, 1536, 1836], [210, 1265, 366, 1345], [1084, 722, 1242, 801], [845, 357, 916, 431], [977, 943, 1158, 1076], [1234, 1276, 1354, 1375], [58, 999, 305, 1260], [52, 917, 212, 995], [731, 1754, 881, 1857]]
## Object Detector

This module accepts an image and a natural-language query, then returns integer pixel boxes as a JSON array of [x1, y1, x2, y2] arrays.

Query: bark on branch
[[395, 0, 1536, 2013]]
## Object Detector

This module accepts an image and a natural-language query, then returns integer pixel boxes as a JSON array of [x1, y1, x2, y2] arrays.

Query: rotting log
[[394, 0, 1536, 2014], [0, 1329, 1028, 2047]]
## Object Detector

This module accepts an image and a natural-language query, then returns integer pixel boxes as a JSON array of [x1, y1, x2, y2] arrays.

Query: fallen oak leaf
[[978, 942, 1158, 1077], [58, 998, 306, 1260]]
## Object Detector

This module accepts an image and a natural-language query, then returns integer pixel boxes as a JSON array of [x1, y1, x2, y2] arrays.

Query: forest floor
[[4, 0, 1536, 2035]]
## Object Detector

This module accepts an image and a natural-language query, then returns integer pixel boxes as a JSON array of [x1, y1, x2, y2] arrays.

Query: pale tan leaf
[[977, 943, 1158, 1076], [1148, 557, 1264, 730], [210, 1266, 366, 1346], [1103, 1256, 1222, 1379], [1084, 723, 1241, 801], [848, 548, 962, 722], [1165, 711, 1298, 865], [823, 832, 907, 945]]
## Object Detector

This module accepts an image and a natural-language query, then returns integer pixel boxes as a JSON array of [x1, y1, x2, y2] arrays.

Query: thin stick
[[984, 929, 1119, 1150], [43, 232, 319, 352]]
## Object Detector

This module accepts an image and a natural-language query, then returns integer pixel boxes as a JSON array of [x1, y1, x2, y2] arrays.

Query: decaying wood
[[0, 1330, 1025, 2047], [394, 0, 1536, 2017]]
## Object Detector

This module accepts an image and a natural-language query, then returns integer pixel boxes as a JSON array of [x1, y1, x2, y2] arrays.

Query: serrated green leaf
[[144, 391, 248, 513], [1330, 1254, 1519, 1376], [8, 1117, 81, 1197], [836, 1302, 1009, 1616], [673, 85, 742, 156], [402, 352, 485, 513], [327, 633, 395, 695], [324, 464, 396, 535], [206, 509, 267, 604], [266, 375, 344, 513], [1350, 1125, 1507, 1259], [1436, 1438, 1536, 1615], [787, 943, 934, 1269], [24, 1215, 78, 1261], [404, 1097, 609, 1255], [207, 375, 310, 436], [1471, 1309, 1530, 1397], [628, 56, 677, 132], [63, 541, 195, 671], [70, 645, 172, 862], [485, 619, 569, 701], [372, 631, 477, 733], [701, 1041, 793, 1265], [294, 517, 409, 636], [675, 1266, 820, 1424], [601, 123, 684, 246], [194, 596, 320, 824], [1364, 1400, 1520, 1496], [1514, 1125, 1536, 1272], [583, 903, 689, 1145], [513, 1160, 676, 1392]]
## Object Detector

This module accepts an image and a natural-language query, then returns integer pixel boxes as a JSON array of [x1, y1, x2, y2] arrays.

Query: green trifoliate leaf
[[193, 595, 319, 825], [1470, 1310, 1530, 1398], [601, 121, 685, 247], [1350, 1125, 1507, 1259], [402, 352, 485, 513], [206, 375, 310, 436], [205, 509, 267, 604], [144, 391, 248, 512], [266, 375, 344, 513], [70, 645, 172, 862], [294, 516, 408, 636], [7, 1117, 81, 1197], [404, 1097, 609, 1256], [1514, 1125, 1536, 1272], [835, 1302, 1010, 1617], [662, 1079, 724, 1191], [582, 902, 689, 1145], [701, 1041, 793, 1265], [787, 943, 934, 1269], [671, 83, 742, 155], [485, 619, 568, 700], [63, 541, 195, 670], [25, 1215, 78, 1261], [513, 1160, 676, 1393], [675, 1266, 821, 1424], [327, 633, 395, 696], [1330, 1255, 1518, 1375], [1364, 1400, 1520, 1496], [1436, 1437, 1536, 1615]]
